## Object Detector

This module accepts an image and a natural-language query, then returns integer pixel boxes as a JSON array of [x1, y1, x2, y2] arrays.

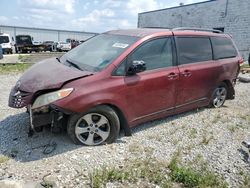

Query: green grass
[[0, 63, 32, 74], [169, 154, 228, 188], [18, 54, 32, 63], [89, 154, 227, 188], [189, 128, 197, 139], [240, 64, 250, 68], [90, 158, 171, 188], [242, 173, 250, 188], [0, 155, 10, 164]]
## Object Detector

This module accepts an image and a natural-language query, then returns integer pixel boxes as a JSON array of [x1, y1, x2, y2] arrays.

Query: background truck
[[0, 32, 14, 54], [15, 35, 45, 53]]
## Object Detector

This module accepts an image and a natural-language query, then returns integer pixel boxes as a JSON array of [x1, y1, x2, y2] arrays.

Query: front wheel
[[67, 105, 120, 146], [210, 83, 228, 108]]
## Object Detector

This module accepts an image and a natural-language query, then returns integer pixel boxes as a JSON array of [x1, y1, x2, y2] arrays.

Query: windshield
[[60, 34, 139, 72], [0, 36, 10, 44]]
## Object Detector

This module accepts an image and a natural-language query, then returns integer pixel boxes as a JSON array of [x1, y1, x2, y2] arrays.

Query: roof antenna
[[179, 2, 184, 6]]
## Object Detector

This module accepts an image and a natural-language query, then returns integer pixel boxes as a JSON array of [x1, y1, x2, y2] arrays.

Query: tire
[[210, 83, 228, 108], [67, 105, 120, 146]]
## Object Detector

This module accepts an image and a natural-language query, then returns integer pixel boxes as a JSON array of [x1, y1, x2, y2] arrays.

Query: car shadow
[[0, 112, 81, 162], [0, 108, 205, 163]]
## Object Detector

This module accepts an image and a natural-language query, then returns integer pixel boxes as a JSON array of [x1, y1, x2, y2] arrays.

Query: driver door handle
[[181, 70, 192, 77]]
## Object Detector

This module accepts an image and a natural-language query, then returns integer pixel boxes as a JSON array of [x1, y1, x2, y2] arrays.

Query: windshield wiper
[[66, 59, 83, 71], [56, 57, 61, 63]]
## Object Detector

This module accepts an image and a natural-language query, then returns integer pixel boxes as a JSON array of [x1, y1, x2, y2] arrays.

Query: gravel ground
[[0, 73, 249, 188]]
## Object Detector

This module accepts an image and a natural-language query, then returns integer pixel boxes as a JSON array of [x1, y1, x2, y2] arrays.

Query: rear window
[[211, 37, 237, 59], [176, 37, 213, 65]]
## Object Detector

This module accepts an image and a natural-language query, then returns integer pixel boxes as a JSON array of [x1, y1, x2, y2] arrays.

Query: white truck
[[0, 33, 14, 54]]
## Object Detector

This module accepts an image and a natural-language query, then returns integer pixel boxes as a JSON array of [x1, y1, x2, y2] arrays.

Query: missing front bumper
[[28, 105, 70, 131]]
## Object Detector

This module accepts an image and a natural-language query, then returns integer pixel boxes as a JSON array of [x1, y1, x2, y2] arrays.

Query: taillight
[[238, 58, 244, 65]]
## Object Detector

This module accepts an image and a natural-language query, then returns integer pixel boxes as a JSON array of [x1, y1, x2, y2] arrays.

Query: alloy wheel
[[75, 113, 110, 146], [213, 87, 227, 108]]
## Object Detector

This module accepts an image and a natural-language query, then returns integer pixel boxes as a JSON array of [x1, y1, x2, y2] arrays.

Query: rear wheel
[[67, 105, 120, 145], [210, 83, 227, 108]]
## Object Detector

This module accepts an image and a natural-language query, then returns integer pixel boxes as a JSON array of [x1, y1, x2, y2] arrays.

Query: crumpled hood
[[18, 57, 93, 93]]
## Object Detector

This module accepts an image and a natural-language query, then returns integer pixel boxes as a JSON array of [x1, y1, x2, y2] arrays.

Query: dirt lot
[[0, 72, 249, 188]]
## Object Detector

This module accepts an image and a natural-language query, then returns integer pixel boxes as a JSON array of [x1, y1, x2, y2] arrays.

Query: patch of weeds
[[189, 128, 197, 139], [128, 143, 143, 153], [227, 122, 246, 133], [128, 143, 153, 155], [90, 158, 172, 188], [169, 128, 178, 135], [172, 138, 180, 145], [0, 155, 9, 164], [212, 114, 221, 124], [185, 144, 195, 152], [169, 154, 227, 188], [90, 150, 227, 188], [241, 64, 250, 68], [241, 114, 250, 123], [241, 172, 250, 188], [201, 133, 214, 145], [18, 54, 31, 63], [147, 134, 163, 142], [228, 124, 237, 133], [193, 154, 204, 164], [0, 63, 32, 73]]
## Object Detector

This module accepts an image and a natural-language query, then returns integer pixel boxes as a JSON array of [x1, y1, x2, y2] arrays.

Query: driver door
[[120, 37, 179, 124]]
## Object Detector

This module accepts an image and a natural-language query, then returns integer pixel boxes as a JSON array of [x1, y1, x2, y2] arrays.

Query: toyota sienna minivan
[[9, 28, 242, 146]]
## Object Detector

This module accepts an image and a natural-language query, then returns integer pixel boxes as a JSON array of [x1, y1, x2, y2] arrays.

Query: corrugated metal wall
[[0, 25, 97, 43]]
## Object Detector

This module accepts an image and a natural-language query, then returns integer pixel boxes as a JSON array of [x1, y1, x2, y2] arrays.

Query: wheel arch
[[102, 103, 132, 136], [222, 80, 235, 100]]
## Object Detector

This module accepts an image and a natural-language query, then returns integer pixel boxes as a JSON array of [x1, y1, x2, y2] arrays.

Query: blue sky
[[0, 0, 205, 32]]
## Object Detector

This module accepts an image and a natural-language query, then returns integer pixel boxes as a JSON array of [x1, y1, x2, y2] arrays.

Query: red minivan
[[9, 28, 242, 146]]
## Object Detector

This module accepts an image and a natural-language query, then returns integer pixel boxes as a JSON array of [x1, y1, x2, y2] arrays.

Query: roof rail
[[172, 27, 223, 33], [142, 27, 171, 29]]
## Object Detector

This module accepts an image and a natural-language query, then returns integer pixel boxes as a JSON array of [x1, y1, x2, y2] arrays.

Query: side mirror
[[127, 60, 146, 75]]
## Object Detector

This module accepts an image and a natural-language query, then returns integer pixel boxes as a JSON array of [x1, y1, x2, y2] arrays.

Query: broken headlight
[[32, 88, 73, 109]]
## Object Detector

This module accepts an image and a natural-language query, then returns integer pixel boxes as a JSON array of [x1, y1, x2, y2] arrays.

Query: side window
[[131, 38, 173, 71], [211, 37, 237, 60], [113, 59, 126, 76], [176, 37, 213, 65]]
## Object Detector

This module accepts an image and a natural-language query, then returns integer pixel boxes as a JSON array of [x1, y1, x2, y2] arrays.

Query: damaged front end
[[9, 86, 75, 132], [28, 104, 71, 132]]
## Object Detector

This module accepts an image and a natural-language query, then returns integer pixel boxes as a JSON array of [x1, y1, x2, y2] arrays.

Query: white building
[[0, 25, 97, 43], [138, 0, 250, 59]]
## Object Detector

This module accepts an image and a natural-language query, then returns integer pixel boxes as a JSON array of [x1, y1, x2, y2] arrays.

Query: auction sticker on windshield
[[112, 43, 129, 48]]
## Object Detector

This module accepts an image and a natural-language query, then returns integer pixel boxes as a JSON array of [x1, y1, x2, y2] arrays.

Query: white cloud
[[126, 0, 160, 15], [21, 0, 75, 14], [75, 9, 114, 22], [71, 9, 116, 31], [0, 16, 9, 24], [3, 0, 206, 32]]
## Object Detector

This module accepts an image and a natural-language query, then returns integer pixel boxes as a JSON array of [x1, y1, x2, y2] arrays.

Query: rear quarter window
[[176, 37, 213, 65], [211, 37, 237, 60]]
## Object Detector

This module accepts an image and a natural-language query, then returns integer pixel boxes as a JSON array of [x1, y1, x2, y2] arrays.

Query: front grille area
[[9, 87, 33, 108]]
